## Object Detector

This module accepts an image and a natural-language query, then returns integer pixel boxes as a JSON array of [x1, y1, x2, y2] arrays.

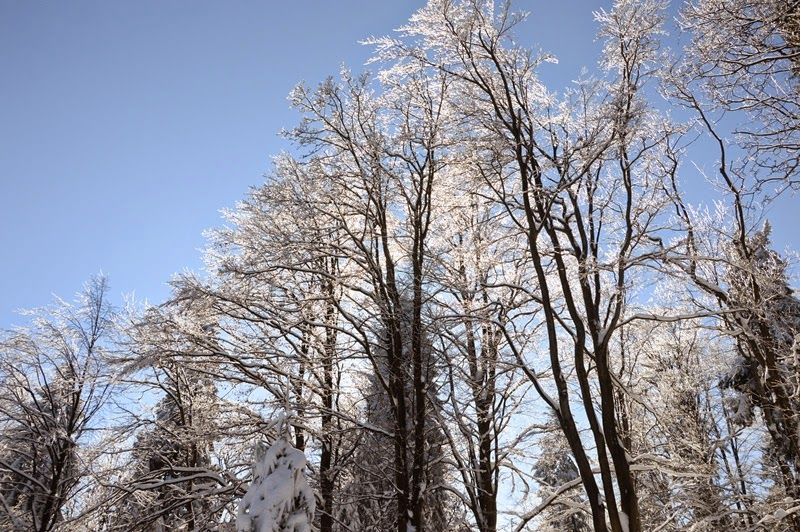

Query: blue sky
[[1, 1, 797, 327]]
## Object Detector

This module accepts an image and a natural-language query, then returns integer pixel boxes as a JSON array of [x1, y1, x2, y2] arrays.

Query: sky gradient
[[1, 1, 796, 327]]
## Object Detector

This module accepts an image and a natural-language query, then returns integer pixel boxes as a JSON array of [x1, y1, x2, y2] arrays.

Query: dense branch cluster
[[1, 1, 799, 531]]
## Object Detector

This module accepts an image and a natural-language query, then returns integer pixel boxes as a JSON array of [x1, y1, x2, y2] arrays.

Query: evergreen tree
[[236, 438, 315, 532], [532, 419, 591, 532], [722, 222, 800, 503], [107, 364, 227, 531]]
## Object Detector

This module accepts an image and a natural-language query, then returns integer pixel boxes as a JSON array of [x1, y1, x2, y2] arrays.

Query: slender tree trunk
[[319, 274, 338, 532], [294, 329, 308, 452], [410, 211, 427, 531], [464, 312, 498, 532]]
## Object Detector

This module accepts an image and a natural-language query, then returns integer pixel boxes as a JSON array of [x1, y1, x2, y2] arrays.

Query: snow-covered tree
[[237, 438, 315, 532], [285, 61, 459, 531], [109, 366, 226, 531], [721, 223, 800, 506], [100, 291, 255, 531], [204, 174, 348, 532], [530, 419, 591, 532], [0, 277, 114, 531]]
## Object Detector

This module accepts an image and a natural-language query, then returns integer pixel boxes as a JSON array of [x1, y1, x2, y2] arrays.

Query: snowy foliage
[[3, 1, 800, 531], [237, 439, 315, 532]]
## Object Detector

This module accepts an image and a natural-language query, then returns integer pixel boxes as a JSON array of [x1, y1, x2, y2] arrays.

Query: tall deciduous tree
[[0, 277, 113, 531], [367, 1, 675, 529]]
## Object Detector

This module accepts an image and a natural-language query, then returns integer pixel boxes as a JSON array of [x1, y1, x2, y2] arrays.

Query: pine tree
[[722, 222, 800, 504], [236, 438, 315, 532], [532, 419, 591, 532], [116, 366, 223, 531]]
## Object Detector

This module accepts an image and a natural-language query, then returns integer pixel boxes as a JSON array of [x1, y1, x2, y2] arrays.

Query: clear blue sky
[[1, 1, 796, 327]]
